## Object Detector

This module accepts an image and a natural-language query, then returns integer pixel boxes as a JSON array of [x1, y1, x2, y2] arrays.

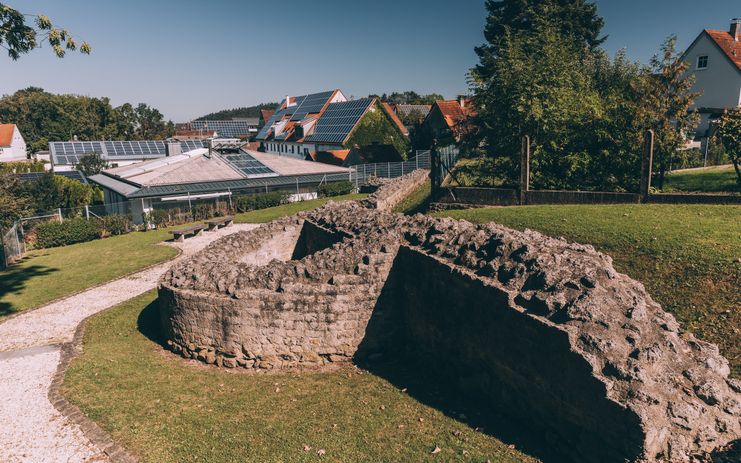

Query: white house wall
[[685, 33, 741, 134], [0, 126, 27, 162]]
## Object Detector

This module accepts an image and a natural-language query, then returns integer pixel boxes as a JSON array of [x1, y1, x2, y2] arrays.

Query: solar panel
[[16, 171, 88, 184], [191, 120, 255, 138], [255, 113, 282, 140], [304, 98, 374, 144], [219, 151, 276, 178], [290, 90, 335, 121]]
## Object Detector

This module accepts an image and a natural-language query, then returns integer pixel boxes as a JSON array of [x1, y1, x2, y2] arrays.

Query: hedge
[[35, 217, 102, 248], [233, 192, 287, 212], [318, 181, 355, 197]]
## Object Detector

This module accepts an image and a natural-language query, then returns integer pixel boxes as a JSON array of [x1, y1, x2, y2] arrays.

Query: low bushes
[[99, 214, 132, 237], [318, 181, 355, 197], [233, 192, 287, 212], [35, 217, 102, 248]]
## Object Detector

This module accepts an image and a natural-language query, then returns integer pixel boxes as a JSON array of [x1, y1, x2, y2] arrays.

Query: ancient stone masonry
[[158, 170, 740, 463]]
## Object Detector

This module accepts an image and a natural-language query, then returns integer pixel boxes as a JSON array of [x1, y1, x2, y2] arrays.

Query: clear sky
[[1, 0, 740, 121]]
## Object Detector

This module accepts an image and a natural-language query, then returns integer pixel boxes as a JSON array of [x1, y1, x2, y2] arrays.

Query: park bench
[[170, 224, 208, 242], [205, 215, 234, 231]]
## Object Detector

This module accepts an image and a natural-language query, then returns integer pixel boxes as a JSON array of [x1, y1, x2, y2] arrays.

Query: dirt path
[[0, 224, 257, 463]]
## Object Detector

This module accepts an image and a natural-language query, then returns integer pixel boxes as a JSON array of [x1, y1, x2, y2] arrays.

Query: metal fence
[[1, 222, 25, 269], [349, 150, 432, 186]]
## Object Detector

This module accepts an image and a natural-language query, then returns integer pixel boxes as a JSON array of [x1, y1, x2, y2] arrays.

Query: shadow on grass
[[0, 262, 58, 316], [136, 298, 166, 347]]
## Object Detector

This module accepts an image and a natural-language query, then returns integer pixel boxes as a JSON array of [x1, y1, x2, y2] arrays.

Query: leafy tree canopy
[[714, 108, 741, 187], [375, 91, 444, 105], [75, 153, 108, 177], [0, 2, 90, 59]]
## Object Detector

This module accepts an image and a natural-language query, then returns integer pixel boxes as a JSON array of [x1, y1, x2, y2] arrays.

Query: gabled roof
[[433, 100, 473, 129], [260, 109, 275, 124], [704, 30, 741, 72], [0, 124, 17, 147], [381, 103, 409, 136]]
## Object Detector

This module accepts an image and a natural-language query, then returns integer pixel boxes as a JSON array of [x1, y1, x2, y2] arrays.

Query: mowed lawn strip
[[62, 291, 538, 463], [434, 204, 741, 377], [661, 164, 739, 193], [0, 228, 176, 317], [234, 193, 367, 223]]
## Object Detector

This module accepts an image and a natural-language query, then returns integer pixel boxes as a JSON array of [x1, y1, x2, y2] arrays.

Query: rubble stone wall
[[157, 174, 741, 462], [360, 169, 428, 211]]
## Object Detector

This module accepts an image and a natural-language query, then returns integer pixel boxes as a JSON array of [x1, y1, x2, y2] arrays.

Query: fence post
[[519, 135, 530, 205], [640, 129, 654, 202], [58, 208, 63, 223], [430, 140, 439, 193], [85, 205, 90, 220]]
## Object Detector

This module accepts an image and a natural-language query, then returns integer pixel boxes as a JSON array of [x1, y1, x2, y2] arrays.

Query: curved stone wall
[[157, 172, 740, 462]]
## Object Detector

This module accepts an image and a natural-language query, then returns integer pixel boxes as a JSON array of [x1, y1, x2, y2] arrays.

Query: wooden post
[[640, 130, 654, 202], [430, 139, 439, 193], [519, 135, 530, 205]]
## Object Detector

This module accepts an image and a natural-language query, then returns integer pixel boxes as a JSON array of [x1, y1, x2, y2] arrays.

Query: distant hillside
[[195, 103, 279, 121]]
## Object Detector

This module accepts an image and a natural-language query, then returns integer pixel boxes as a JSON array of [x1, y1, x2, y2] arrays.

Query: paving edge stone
[[49, 313, 140, 463]]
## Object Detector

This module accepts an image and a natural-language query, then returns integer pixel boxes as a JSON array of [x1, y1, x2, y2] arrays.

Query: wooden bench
[[205, 215, 234, 231], [170, 224, 208, 242]]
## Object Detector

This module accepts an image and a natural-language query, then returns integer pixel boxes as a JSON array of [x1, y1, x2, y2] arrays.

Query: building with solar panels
[[48, 139, 209, 172], [175, 119, 260, 139], [87, 140, 351, 223], [256, 89, 409, 162]]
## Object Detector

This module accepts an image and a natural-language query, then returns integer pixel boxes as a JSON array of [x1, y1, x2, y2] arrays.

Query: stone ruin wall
[[158, 170, 740, 462]]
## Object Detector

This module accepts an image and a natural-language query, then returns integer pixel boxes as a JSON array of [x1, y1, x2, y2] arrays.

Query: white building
[[0, 124, 28, 162], [682, 18, 741, 141]]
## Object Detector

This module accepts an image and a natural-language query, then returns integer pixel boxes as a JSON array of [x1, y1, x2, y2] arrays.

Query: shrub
[[233, 192, 287, 212], [35, 217, 101, 248], [99, 214, 132, 236], [317, 181, 355, 197]]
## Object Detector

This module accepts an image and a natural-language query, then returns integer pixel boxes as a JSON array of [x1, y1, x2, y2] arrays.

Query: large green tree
[[714, 108, 741, 187], [0, 3, 90, 59]]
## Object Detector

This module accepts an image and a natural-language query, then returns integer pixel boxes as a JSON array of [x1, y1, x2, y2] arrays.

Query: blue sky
[[2, 0, 740, 121]]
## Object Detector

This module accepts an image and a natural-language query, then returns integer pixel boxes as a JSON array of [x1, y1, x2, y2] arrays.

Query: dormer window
[[697, 55, 709, 70]]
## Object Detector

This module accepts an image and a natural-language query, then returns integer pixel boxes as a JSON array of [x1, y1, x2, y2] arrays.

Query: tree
[[634, 36, 699, 188], [25, 172, 94, 212], [714, 108, 741, 187], [0, 174, 30, 228], [75, 153, 108, 177], [0, 3, 90, 59]]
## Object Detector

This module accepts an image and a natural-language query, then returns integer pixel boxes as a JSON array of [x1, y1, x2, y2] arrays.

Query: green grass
[[234, 193, 367, 223], [62, 291, 537, 463], [392, 180, 432, 215], [0, 229, 177, 318], [434, 204, 741, 377], [661, 164, 739, 193]]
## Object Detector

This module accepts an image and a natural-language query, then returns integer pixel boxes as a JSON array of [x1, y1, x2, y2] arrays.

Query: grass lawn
[[234, 193, 367, 224], [0, 228, 177, 318], [62, 291, 537, 463], [661, 164, 739, 193], [434, 204, 741, 377]]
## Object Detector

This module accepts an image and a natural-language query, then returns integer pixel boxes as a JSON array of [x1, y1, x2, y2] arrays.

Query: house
[[256, 89, 409, 161], [180, 119, 260, 139], [391, 104, 432, 130], [0, 124, 28, 162], [421, 98, 474, 145], [309, 144, 404, 167], [259, 109, 275, 127], [682, 18, 741, 142], [87, 140, 351, 223], [49, 139, 208, 171], [173, 129, 218, 140]]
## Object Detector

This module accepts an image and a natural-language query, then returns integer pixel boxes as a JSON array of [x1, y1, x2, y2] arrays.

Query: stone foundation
[[158, 171, 740, 462]]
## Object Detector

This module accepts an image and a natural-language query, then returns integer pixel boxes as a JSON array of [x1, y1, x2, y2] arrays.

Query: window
[[697, 55, 708, 70]]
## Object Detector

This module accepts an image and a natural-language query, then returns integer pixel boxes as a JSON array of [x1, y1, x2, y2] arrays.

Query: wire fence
[[1, 223, 25, 270], [349, 150, 431, 186]]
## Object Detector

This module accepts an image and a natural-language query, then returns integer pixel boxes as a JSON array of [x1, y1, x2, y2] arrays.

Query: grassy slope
[[392, 180, 432, 215], [234, 193, 366, 223], [0, 229, 176, 317], [662, 165, 739, 193], [63, 292, 536, 463], [434, 204, 741, 377]]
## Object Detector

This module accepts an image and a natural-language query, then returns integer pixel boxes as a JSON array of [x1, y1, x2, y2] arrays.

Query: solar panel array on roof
[[190, 120, 256, 138], [16, 170, 88, 184], [255, 113, 281, 140], [219, 151, 277, 178], [304, 99, 374, 144], [49, 140, 208, 165], [290, 90, 335, 121]]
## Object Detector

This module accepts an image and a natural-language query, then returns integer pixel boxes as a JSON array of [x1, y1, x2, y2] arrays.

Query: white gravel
[[0, 224, 257, 463]]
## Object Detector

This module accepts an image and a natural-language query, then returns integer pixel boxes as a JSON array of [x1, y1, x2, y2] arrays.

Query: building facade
[[0, 124, 27, 162]]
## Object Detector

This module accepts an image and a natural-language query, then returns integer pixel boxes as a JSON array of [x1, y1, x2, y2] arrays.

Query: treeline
[[195, 103, 279, 121], [374, 91, 444, 105], [466, 0, 699, 192], [0, 87, 174, 154]]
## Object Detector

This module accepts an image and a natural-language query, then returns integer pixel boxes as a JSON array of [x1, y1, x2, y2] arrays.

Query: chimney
[[459, 97, 466, 109], [164, 139, 181, 157], [731, 18, 741, 41]]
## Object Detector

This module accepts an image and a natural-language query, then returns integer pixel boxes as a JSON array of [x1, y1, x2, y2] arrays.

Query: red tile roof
[[0, 124, 16, 147], [381, 102, 409, 136], [434, 100, 474, 129], [705, 30, 741, 72], [260, 109, 275, 123]]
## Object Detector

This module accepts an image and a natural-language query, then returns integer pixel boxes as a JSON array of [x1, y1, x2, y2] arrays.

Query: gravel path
[[0, 224, 257, 463]]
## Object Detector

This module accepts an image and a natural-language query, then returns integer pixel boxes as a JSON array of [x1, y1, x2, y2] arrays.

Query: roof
[[313, 150, 351, 166], [434, 100, 473, 129], [89, 147, 350, 198], [190, 120, 257, 138], [381, 103, 409, 136], [16, 170, 88, 185], [349, 144, 403, 164], [394, 104, 432, 118], [704, 30, 741, 72], [0, 124, 16, 147], [48, 139, 208, 166], [260, 109, 275, 123]]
